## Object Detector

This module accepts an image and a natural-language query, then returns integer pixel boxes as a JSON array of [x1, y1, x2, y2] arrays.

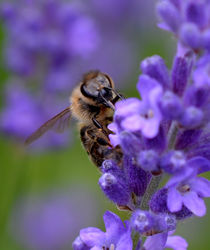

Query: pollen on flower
[[148, 109, 154, 118], [177, 184, 191, 194]]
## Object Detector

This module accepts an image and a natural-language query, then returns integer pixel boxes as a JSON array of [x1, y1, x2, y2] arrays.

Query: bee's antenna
[[99, 91, 115, 110], [106, 87, 125, 100]]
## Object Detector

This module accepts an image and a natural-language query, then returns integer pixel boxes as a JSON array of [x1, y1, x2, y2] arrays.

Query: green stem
[[132, 231, 140, 250], [167, 121, 179, 150], [140, 174, 162, 210]]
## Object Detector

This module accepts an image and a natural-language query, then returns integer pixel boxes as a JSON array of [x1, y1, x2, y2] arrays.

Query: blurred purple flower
[[0, 0, 158, 150], [157, 0, 210, 52], [9, 188, 99, 250]]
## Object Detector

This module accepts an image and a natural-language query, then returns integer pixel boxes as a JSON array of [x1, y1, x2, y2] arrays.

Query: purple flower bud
[[143, 126, 166, 153], [124, 156, 152, 197], [131, 210, 154, 233], [156, 214, 176, 232], [183, 85, 209, 108], [120, 131, 142, 156], [72, 236, 89, 250], [160, 151, 186, 174], [179, 23, 201, 49], [0, 2, 15, 20], [140, 55, 170, 89], [175, 129, 202, 150], [184, 2, 207, 29], [131, 210, 176, 235], [137, 150, 159, 172], [179, 106, 203, 128], [157, 1, 180, 32], [193, 54, 210, 87], [101, 160, 119, 173], [159, 91, 183, 120], [172, 56, 189, 96], [99, 173, 130, 206], [202, 29, 210, 52]]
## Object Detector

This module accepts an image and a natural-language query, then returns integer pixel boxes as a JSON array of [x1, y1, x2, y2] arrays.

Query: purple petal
[[109, 134, 120, 147], [143, 232, 168, 250], [157, 1, 180, 32], [167, 187, 182, 212], [91, 247, 102, 250], [103, 211, 125, 242], [185, 2, 207, 29], [190, 177, 210, 198], [187, 156, 210, 174], [180, 23, 201, 49], [72, 236, 89, 250], [116, 230, 132, 250], [182, 191, 206, 217], [137, 74, 161, 100], [140, 55, 169, 89], [166, 167, 195, 187], [142, 118, 160, 139], [172, 56, 189, 96], [202, 29, 210, 52], [80, 227, 105, 247], [121, 114, 143, 132], [115, 98, 141, 117], [144, 125, 166, 152], [166, 235, 188, 250]]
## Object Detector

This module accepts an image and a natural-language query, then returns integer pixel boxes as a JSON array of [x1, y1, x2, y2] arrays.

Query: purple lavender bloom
[[0, 83, 70, 149], [109, 75, 163, 141], [171, 55, 191, 97], [73, 211, 132, 250], [131, 210, 176, 235], [137, 150, 159, 172], [131, 210, 155, 234], [150, 188, 193, 220], [167, 175, 210, 217], [157, 0, 210, 52], [99, 172, 130, 206], [179, 106, 204, 128], [10, 188, 98, 250], [124, 156, 152, 198], [140, 55, 170, 89], [160, 151, 186, 174], [159, 91, 183, 120]]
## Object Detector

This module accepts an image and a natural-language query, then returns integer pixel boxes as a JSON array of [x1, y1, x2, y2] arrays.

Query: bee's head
[[81, 71, 115, 109]]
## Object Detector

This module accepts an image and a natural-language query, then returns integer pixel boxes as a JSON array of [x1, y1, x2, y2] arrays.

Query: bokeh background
[[0, 0, 209, 249]]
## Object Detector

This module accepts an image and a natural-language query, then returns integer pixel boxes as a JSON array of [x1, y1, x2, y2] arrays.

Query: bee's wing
[[25, 107, 72, 145]]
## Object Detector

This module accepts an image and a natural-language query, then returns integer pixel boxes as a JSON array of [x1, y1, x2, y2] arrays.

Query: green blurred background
[[0, 2, 210, 249]]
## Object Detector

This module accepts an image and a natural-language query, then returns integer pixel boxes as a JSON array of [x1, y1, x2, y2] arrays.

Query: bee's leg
[[92, 115, 112, 144], [86, 127, 112, 147], [92, 117, 103, 130]]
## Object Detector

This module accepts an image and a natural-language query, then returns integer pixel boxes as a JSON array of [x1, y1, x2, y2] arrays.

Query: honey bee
[[25, 71, 123, 168]]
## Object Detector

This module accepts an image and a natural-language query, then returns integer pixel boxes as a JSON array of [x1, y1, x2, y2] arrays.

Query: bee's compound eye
[[81, 82, 99, 98]]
